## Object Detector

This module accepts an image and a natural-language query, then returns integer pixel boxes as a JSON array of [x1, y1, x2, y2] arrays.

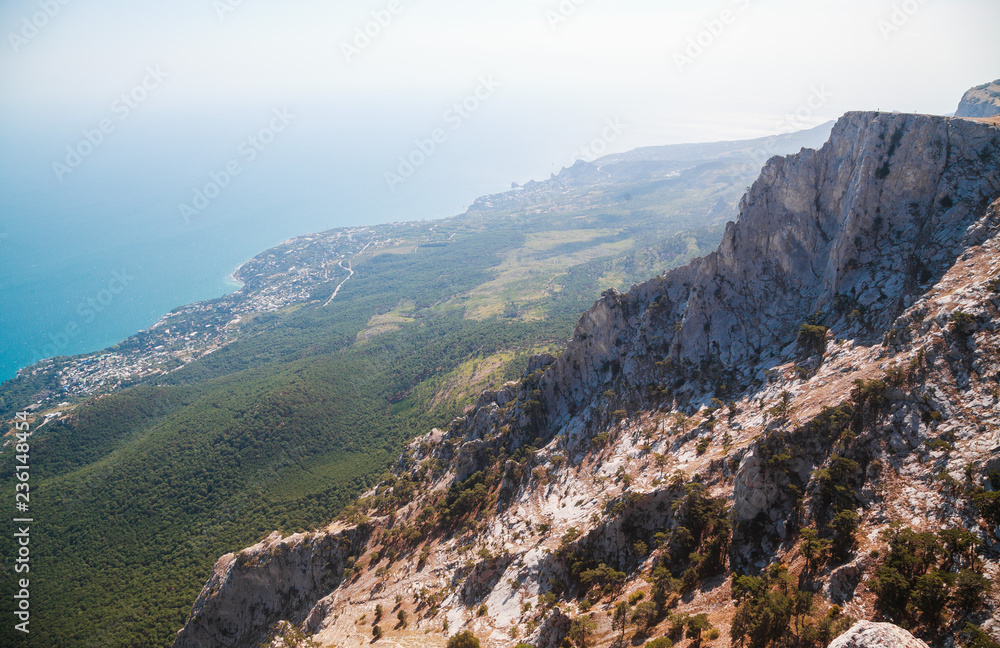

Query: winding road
[[323, 241, 373, 307], [323, 260, 354, 307]]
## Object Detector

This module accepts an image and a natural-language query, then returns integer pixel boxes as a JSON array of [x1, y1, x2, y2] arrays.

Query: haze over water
[[1, 0, 997, 383]]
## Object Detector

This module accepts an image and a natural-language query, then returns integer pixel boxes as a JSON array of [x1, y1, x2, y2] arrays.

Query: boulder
[[829, 621, 929, 648]]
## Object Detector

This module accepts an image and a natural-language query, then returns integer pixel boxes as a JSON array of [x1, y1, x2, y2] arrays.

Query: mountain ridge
[[537, 111, 1000, 422], [2, 125, 833, 416], [172, 111, 1000, 648]]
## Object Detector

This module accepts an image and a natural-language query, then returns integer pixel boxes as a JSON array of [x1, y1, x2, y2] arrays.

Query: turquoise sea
[[0, 105, 578, 383]]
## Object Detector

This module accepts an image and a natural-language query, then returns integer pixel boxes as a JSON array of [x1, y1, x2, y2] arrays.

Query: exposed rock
[[824, 557, 866, 604], [828, 621, 929, 648], [733, 448, 784, 521], [540, 112, 1000, 423], [455, 438, 489, 483], [957, 79, 1000, 118], [173, 525, 369, 648], [532, 607, 571, 648], [461, 553, 517, 606]]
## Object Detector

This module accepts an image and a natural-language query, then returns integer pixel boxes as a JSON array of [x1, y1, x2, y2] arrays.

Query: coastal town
[[9, 146, 753, 413], [14, 226, 414, 404], [10, 168, 624, 410]]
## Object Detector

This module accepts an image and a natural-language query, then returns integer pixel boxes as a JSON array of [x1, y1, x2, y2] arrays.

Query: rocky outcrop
[[824, 557, 867, 604], [538, 112, 1000, 423], [534, 608, 571, 648], [173, 525, 369, 648], [957, 79, 1000, 118], [828, 622, 929, 648]]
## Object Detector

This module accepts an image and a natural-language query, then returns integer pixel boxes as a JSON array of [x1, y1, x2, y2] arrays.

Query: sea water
[[0, 110, 550, 383]]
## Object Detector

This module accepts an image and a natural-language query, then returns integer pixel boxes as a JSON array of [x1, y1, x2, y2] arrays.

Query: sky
[[0, 0, 998, 380], [1, 0, 998, 158]]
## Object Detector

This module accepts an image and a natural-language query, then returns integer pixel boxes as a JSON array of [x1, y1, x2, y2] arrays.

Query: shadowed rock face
[[828, 621, 929, 648], [957, 80, 1000, 118]]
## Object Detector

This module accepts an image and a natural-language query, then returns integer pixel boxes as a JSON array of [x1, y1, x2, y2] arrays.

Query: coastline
[[2, 224, 364, 388], [3, 258, 258, 386], [228, 265, 247, 289]]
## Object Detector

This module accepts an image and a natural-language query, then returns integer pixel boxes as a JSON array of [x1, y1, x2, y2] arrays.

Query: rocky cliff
[[175, 112, 1000, 648], [173, 525, 370, 648], [537, 112, 1000, 419], [957, 79, 1000, 118]]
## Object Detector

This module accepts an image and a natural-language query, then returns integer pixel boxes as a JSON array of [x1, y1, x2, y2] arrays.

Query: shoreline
[[228, 266, 246, 289], [4, 262, 256, 386]]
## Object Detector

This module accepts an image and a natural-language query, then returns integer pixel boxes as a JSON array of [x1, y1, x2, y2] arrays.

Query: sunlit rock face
[[174, 112, 1000, 648], [957, 79, 1000, 118], [828, 621, 930, 648]]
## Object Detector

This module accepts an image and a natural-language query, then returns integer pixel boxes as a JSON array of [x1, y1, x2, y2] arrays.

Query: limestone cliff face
[[539, 112, 1000, 424], [957, 80, 1000, 118], [174, 112, 1000, 648], [173, 525, 369, 648]]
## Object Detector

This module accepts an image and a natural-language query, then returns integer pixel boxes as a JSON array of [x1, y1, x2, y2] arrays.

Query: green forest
[[0, 231, 580, 647]]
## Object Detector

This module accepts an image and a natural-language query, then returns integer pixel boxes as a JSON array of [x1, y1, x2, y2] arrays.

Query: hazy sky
[[2, 0, 998, 154]]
